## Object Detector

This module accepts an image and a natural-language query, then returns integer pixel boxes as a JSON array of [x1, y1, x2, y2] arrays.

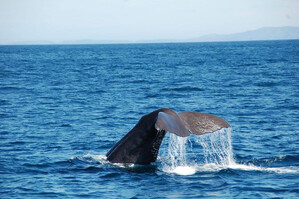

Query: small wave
[[249, 155, 299, 165], [68, 154, 110, 174], [100, 172, 122, 178], [74, 154, 150, 170], [71, 166, 105, 173], [70, 154, 108, 165], [254, 81, 278, 87], [226, 163, 299, 174], [163, 86, 204, 92], [60, 124, 72, 127], [0, 86, 23, 91], [70, 154, 139, 169]]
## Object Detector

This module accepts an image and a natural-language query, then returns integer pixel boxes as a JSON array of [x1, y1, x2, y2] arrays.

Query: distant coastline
[[2, 26, 299, 45]]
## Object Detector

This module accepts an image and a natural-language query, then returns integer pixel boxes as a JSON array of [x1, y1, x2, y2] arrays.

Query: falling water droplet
[[196, 128, 235, 166], [161, 133, 197, 175], [161, 128, 234, 175]]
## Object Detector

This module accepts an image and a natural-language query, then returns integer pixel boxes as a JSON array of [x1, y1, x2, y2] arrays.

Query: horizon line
[[1, 26, 299, 46], [1, 38, 299, 46]]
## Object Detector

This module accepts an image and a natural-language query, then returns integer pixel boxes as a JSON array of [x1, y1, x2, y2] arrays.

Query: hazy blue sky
[[0, 0, 298, 44]]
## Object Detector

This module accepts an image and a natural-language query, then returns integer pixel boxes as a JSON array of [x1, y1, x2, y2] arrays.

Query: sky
[[0, 0, 298, 44]]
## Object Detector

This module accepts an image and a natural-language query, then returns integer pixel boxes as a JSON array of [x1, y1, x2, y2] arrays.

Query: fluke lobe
[[106, 108, 230, 165]]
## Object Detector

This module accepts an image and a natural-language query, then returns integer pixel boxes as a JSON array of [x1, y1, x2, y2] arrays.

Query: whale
[[106, 108, 230, 165]]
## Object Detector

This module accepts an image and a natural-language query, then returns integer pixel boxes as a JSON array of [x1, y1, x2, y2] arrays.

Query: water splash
[[196, 128, 235, 166], [194, 128, 298, 174], [162, 128, 234, 175], [162, 133, 196, 175], [167, 133, 188, 167], [160, 128, 298, 175]]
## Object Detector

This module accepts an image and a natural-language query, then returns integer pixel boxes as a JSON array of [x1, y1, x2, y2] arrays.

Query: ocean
[[0, 40, 298, 198]]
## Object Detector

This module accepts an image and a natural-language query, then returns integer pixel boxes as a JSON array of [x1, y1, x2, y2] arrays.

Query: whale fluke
[[178, 112, 231, 135], [106, 108, 230, 165]]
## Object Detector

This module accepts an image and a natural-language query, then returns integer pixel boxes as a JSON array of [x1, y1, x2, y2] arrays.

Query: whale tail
[[156, 110, 231, 136], [106, 108, 230, 165]]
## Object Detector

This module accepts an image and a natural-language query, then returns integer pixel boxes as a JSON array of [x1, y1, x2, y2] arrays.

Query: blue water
[[0, 40, 298, 198]]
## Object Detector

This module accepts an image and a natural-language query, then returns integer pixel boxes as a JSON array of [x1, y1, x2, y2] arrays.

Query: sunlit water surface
[[1, 40, 298, 198]]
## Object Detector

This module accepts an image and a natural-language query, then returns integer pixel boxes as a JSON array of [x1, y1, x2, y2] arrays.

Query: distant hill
[[55, 27, 299, 44], [194, 26, 299, 42], [5, 26, 299, 45]]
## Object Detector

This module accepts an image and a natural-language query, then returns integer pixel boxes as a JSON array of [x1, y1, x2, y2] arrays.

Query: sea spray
[[194, 129, 297, 173], [160, 128, 298, 175], [161, 133, 196, 175], [161, 128, 234, 175], [167, 133, 188, 168], [196, 128, 235, 166]]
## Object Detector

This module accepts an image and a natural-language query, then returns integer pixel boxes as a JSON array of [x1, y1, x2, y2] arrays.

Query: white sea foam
[[193, 162, 298, 174], [226, 163, 298, 174], [82, 154, 107, 161], [171, 166, 197, 175], [72, 153, 109, 165]]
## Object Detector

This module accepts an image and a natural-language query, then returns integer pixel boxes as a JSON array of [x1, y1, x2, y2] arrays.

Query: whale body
[[106, 108, 230, 165]]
